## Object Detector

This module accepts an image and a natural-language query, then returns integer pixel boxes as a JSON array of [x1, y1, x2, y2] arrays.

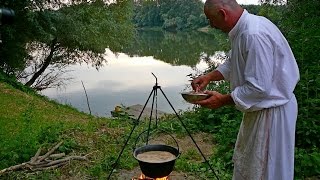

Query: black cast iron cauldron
[[133, 144, 180, 178], [133, 130, 180, 178]]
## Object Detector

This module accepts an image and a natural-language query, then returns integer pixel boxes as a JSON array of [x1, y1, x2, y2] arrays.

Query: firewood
[[0, 163, 28, 174], [30, 147, 42, 164], [0, 141, 89, 175], [35, 156, 87, 168], [31, 162, 68, 171], [36, 141, 63, 163]]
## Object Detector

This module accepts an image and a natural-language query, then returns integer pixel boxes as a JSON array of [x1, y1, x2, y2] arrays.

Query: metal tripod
[[107, 73, 219, 180]]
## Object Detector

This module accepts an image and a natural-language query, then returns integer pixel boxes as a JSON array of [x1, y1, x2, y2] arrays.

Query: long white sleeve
[[231, 34, 274, 111]]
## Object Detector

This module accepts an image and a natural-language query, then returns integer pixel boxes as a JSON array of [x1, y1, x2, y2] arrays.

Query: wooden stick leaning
[[0, 141, 88, 175]]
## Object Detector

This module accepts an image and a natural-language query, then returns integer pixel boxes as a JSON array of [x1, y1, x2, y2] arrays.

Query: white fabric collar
[[228, 9, 248, 40]]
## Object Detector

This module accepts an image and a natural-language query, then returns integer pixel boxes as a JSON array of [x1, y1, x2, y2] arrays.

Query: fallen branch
[[37, 141, 63, 163], [30, 147, 42, 164], [0, 141, 88, 175]]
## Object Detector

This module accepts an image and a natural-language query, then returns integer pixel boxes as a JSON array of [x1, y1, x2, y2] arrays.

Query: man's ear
[[218, 9, 228, 21]]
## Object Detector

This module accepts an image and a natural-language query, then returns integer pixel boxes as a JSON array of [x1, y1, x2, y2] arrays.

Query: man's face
[[204, 6, 226, 32]]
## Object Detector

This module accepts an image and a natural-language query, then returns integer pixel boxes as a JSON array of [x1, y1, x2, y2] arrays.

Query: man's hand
[[194, 91, 234, 109], [191, 75, 211, 92], [191, 70, 225, 92]]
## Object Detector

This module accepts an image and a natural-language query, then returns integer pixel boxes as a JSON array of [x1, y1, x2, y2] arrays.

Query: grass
[[0, 81, 218, 179], [0, 81, 138, 179]]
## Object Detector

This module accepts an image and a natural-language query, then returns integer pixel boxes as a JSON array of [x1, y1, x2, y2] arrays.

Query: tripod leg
[[155, 88, 159, 127], [146, 88, 157, 144], [107, 88, 155, 180], [159, 88, 220, 180]]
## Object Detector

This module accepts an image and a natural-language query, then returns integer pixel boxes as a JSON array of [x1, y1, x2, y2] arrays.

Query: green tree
[[280, 0, 320, 178], [133, 0, 206, 31], [1, 0, 134, 89]]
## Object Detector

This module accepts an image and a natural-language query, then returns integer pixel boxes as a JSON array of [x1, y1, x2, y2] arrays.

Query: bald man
[[191, 0, 299, 179]]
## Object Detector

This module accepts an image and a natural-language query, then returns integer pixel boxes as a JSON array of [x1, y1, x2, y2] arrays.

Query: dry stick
[[81, 80, 92, 115], [32, 153, 66, 163], [47, 153, 65, 159], [36, 156, 87, 168], [37, 141, 63, 163], [0, 163, 28, 174], [31, 162, 68, 171], [0, 142, 88, 175], [30, 147, 42, 164], [29, 155, 64, 166]]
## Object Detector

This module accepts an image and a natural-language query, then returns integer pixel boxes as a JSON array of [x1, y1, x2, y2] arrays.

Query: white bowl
[[181, 92, 209, 103]]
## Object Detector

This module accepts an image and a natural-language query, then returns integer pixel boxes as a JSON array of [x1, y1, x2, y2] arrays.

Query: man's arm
[[206, 70, 225, 81]]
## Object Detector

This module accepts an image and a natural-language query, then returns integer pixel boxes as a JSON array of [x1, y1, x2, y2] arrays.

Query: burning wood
[[132, 173, 169, 180]]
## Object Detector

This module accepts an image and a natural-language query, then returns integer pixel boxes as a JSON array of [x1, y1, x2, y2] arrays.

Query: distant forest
[[133, 0, 263, 31]]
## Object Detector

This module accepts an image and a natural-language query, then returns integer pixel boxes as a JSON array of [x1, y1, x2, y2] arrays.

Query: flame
[[155, 177, 169, 180], [133, 173, 169, 180]]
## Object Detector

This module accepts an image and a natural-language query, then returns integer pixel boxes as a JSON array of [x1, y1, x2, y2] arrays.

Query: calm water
[[41, 30, 228, 117]]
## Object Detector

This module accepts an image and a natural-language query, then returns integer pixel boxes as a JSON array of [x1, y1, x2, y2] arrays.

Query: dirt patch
[[175, 132, 214, 158]]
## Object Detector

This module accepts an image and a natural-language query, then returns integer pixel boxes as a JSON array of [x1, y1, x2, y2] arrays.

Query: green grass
[[0, 81, 218, 179], [0, 81, 138, 179]]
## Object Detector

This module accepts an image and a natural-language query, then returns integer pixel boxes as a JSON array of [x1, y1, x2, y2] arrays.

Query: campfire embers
[[132, 173, 169, 180]]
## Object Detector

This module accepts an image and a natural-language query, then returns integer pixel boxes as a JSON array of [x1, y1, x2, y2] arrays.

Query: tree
[[1, 0, 134, 89], [133, 0, 206, 30], [280, 0, 320, 177], [258, 0, 286, 5], [282, 0, 320, 149]]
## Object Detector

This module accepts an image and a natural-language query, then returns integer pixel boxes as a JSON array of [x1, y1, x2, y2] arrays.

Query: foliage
[[132, 1, 263, 31], [294, 148, 320, 178], [133, 0, 207, 31], [121, 30, 229, 67], [1, 0, 134, 90], [282, 0, 320, 149], [0, 1, 34, 71], [0, 71, 35, 93], [259, 0, 286, 5], [278, 0, 320, 177], [54, 1, 134, 54], [258, 4, 286, 26], [242, 5, 261, 15]]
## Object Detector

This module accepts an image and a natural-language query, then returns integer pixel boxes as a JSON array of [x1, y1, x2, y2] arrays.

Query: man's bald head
[[204, 0, 243, 33], [205, 0, 239, 10]]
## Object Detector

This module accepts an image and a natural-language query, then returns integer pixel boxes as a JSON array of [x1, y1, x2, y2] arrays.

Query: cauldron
[[133, 144, 180, 178]]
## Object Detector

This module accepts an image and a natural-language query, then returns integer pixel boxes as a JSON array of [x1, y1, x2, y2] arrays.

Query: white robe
[[216, 10, 300, 180]]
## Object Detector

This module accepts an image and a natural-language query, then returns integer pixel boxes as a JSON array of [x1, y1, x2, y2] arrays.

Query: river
[[41, 30, 228, 117]]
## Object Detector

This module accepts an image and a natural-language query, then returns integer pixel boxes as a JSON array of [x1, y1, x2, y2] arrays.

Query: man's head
[[204, 0, 243, 33]]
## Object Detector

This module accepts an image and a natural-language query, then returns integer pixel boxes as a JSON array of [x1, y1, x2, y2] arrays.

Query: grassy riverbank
[[1, 74, 318, 179], [0, 79, 219, 179], [0, 81, 135, 179]]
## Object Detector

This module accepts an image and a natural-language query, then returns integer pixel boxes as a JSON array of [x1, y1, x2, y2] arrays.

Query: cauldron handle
[[133, 129, 180, 153]]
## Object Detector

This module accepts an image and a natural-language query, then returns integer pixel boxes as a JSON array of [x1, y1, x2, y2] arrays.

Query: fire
[[154, 177, 169, 180], [132, 173, 169, 180]]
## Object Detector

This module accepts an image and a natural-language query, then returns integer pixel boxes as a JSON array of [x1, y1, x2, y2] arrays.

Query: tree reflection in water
[[40, 30, 229, 117]]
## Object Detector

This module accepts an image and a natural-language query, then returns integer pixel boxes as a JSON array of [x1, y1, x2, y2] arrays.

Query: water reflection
[[122, 30, 228, 67], [41, 30, 228, 117], [41, 49, 208, 116]]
